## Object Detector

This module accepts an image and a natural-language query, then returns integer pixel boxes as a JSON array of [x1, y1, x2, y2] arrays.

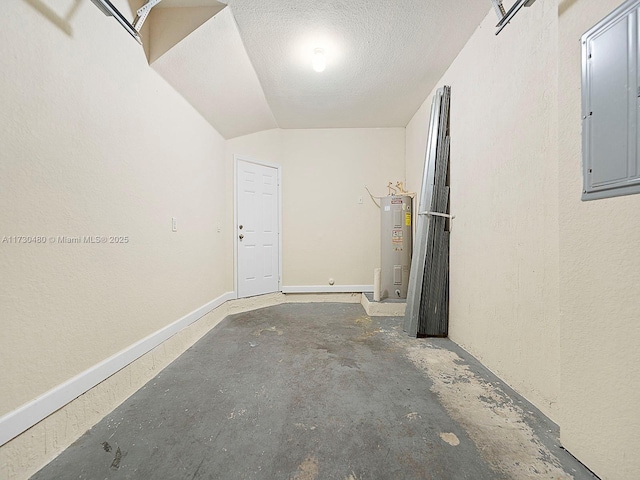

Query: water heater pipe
[[373, 268, 381, 302]]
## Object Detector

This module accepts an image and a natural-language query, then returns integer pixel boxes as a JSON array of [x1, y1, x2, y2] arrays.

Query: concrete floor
[[32, 303, 596, 480]]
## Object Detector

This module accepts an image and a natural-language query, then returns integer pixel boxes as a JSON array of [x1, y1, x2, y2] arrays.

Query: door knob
[[239, 234, 244, 240]]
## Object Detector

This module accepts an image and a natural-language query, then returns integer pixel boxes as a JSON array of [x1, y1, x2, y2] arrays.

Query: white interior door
[[236, 158, 280, 298]]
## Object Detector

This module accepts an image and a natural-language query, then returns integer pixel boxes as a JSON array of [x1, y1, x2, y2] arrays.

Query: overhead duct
[[490, 0, 538, 35], [89, 0, 163, 44]]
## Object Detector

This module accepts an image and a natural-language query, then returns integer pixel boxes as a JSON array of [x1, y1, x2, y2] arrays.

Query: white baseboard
[[282, 285, 374, 294], [0, 291, 236, 447]]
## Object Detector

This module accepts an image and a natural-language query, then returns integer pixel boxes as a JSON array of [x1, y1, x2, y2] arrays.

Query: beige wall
[[407, 0, 640, 477], [4, 0, 639, 478], [0, 0, 231, 418], [558, 0, 640, 478], [406, 0, 560, 421], [227, 128, 406, 288]]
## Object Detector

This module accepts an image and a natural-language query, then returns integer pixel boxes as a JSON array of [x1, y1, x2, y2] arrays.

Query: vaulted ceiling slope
[[149, 4, 278, 138], [146, 0, 491, 137]]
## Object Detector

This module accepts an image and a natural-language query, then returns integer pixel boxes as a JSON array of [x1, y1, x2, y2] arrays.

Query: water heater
[[380, 195, 413, 299]]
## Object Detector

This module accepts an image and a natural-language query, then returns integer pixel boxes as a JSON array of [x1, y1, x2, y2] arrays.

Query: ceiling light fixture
[[312, 48, 326, 72]]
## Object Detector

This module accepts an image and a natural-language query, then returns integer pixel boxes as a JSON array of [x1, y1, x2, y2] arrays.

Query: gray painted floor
[[32, 303, 596, 480]]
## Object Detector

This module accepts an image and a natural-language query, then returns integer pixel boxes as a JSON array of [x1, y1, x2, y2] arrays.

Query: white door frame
[[234, 154, 283, 298]]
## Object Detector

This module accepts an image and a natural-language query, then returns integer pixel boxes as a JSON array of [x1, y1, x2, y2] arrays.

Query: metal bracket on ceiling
[[89, 0, 163, 45], [491, 0, 538, 36], [133, 0, 164, 31], [490, 0, 507, 19]]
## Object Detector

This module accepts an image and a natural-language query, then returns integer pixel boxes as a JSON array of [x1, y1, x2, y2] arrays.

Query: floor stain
[[110, 447, 122, 469], [440, 432, 460, 446], [291, 455, 319, 480], [101, 442, 112, 453], [357, 327, 382, 340], [339, 357, 360, 369], [406, 344, 573, 479], [396, 451, 428, 479], [253, 326, 284, 337], [293, 423, 317, 431], [227, 408, 247, 420], [405, 412, 421, 421], [191, 457, 205, 479]]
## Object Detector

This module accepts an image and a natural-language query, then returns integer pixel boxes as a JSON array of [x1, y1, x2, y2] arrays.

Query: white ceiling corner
[[150, 6, 278, 139], [147, 4, 226, 62]]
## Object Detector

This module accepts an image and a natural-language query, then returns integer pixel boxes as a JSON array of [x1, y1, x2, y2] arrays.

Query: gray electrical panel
[[380, 195, 412, 299], [582, 0, 640, 200]]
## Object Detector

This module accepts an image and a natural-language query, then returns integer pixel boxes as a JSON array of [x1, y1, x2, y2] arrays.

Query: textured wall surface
[[0, 0, 230, 418], [227, 128, 406, 288], [407, 0, 640, 477], [280, 129, 405, 286], [406, 0, 560, 421], [405, 99, 430, 195], [558, 0, 640, 478]]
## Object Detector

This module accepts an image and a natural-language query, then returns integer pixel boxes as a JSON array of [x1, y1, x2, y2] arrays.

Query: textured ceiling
[[146, 0, 492, 137], [223, 0, 491, 129]]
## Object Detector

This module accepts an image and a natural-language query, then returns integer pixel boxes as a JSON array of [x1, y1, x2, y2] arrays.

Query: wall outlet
[[172, 217, 177, 232]]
